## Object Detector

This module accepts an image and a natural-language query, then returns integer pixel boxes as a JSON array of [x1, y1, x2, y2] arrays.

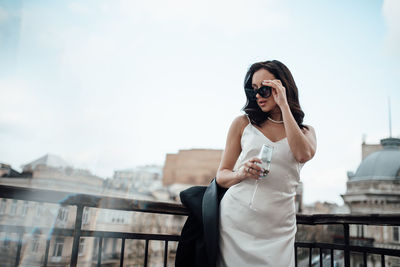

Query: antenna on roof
[[388, 97, 392, 138]]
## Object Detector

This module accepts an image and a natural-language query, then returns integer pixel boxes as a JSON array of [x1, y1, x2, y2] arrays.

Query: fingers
[[243, 158, 263, 179], [246, 159, 262, 171], [262, 80, 287, 105], [250, 157, 262, 164], [262, 80, 284, 93], [262, 79, 282, 86], [243, 166, 260, 180]]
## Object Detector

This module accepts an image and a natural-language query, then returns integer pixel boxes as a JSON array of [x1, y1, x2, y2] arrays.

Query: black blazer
[[175, 178, 227, 267]]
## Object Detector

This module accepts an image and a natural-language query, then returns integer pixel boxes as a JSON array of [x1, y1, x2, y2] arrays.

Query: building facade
[[342, 137, 400, 267], [0, 154, 182, 267], [163, 149, 223, 186]]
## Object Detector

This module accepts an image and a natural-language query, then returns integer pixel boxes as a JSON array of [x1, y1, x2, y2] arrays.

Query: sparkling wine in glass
[[249, 144, 274, 210]]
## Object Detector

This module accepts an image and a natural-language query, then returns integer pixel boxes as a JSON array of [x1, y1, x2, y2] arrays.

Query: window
[[357, 225, 364, 238], [102, 238, 108, 253], [21, 201, 28, 216], [10, 200, 17, 215], [110, 211, 127, 224], [394, 226, 400, 242], [93, 238, 99, 257], [78, 238, 85, 256], [31, 238, 40, 253], [3, 233, 10, 247], [391, 257, 400, 267], [52, 237, 64, 257], [82, 208, 90, 225], [0, 199, 7, 214], [57, 207, 69, 222], [112, 238, 117, 253]]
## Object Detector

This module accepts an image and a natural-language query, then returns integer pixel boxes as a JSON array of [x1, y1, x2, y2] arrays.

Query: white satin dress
[[218, 119, 304, 267]]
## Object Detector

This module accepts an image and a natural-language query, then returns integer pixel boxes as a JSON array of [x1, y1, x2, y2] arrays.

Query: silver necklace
[[267, 117, 284, 124]]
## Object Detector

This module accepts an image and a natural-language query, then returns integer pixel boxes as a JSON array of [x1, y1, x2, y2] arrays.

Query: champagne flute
[[249, 144, 274, 210]]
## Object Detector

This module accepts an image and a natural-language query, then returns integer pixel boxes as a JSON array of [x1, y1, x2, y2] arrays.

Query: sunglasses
[[245, 86, 272, 100]]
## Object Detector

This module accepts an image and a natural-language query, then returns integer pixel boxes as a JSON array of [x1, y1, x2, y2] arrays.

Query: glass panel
[[394, 226, 399, 242]]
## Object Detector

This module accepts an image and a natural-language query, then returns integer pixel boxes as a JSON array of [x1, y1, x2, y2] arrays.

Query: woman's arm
[[263, 79, 317, 163], [216, 115, 262, 188], [281, 105, 317, 163]]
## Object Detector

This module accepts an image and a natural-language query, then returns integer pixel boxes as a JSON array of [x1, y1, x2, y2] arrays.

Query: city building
[[342, 137, 400, 267], [0, 154, 104, 266], [0, 163, 21, 177], [302, 201, 350, 215], [163, 149, 223, 186], [1, 154, 104, 194], [107, 165, 165, 198], [0, 154, 181, 266]]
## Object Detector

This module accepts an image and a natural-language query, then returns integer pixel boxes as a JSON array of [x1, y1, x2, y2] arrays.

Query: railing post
[[319, 248, 323, 267], [97, 237, 103, 267], [144, 239, 149, 267], [363, 252, 367, 267], [120, 238, 125, 267], [15, 231, 23, 267], [164, 240, 168, 267], [44, 238, 51, 267], [343, 224, 350, 267], [70, 205, 84, 267]]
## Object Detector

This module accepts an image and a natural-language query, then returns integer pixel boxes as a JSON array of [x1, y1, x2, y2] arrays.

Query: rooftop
[[349, 138, 400, 181]]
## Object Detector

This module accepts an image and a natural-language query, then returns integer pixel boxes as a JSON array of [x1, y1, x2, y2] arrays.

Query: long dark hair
[[242, 60, 307, 129]]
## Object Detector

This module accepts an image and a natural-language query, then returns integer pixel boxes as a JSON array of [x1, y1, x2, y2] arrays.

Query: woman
[[216, 60, 316, 267]]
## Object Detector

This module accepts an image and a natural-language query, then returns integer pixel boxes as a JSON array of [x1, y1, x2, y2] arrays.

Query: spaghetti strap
[[245, 115, 252, 125]]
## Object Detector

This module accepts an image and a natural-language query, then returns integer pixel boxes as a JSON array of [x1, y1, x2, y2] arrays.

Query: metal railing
[[0, 184, 399, 267], [0, 185, 186, 267], [295, 214, 400, 267]]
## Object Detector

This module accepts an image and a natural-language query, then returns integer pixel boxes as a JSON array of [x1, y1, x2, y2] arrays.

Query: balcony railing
[[295, 214, 400, 267], [0, 184, 399, 267]]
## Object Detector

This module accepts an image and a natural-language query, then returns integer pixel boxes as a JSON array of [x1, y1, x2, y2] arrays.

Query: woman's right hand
[[236, 157, 263, 181]]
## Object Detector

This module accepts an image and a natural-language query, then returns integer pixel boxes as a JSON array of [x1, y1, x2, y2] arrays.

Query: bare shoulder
[[231, 115, 250, 134], [233, 114, 249, 126]]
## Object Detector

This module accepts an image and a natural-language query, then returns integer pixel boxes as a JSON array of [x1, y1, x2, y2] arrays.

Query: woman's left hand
[[262, 79, 288, 108]]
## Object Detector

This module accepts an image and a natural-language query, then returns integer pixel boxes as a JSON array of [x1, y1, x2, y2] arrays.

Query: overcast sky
[[1, 0, 399, 205]]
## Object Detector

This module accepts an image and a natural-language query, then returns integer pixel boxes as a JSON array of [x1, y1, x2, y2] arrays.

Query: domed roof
[[349, 138, 400, 181]]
